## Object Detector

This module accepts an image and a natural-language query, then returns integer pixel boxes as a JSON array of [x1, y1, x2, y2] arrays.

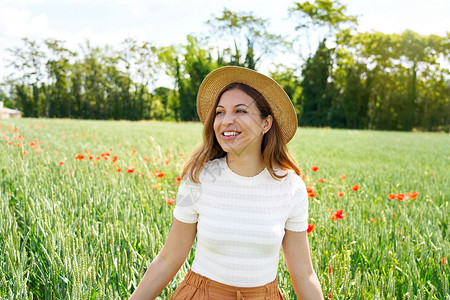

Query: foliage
[[299, 40, 336, 127], [0, 119, 448, 299], [206, 8, 290, 70], [1, 5, 449, 131]]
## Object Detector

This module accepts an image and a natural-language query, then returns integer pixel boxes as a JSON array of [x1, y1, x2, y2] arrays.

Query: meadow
[[0, 118, 448, 299]]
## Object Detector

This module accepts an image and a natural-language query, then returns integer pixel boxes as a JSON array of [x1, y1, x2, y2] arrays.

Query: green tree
[[43, 39, 76, 118], [300, 40, 336, 126], [6, 38, 46, 117], [206, 8, 289, 70], [337, 30, 450, 131], [159, 36, 216, 121], [289, 0, 358, 127], [289, 0, 357, 38], [269, 67, 303, 125]]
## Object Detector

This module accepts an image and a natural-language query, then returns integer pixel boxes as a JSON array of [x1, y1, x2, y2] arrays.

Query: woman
[[129, 66, 323, 299]]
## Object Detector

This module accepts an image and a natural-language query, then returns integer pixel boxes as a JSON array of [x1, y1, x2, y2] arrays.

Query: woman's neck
[[226, 153, 265, 177]]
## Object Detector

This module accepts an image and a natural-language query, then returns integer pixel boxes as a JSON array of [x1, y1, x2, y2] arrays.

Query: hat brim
[[197, 66, 297, 144]]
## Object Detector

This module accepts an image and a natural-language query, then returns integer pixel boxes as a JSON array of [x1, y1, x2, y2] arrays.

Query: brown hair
[[181, 82, 301, 183]]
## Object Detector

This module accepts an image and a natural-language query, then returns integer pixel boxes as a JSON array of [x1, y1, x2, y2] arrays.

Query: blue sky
[[1, 0, 449, 81]]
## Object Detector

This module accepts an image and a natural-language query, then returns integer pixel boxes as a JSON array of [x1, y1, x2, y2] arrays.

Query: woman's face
[[213, 88, 272, 157]]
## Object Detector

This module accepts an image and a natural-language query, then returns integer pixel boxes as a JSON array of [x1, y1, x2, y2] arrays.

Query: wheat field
[[0, 118, 448, 299]]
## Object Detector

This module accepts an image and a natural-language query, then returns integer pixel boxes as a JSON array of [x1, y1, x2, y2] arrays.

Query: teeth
[[223, 132, 239, 136]]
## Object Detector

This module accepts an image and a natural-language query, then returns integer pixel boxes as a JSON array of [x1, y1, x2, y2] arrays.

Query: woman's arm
[[129, 219, 197, 300], [282, 229, 323, 300]]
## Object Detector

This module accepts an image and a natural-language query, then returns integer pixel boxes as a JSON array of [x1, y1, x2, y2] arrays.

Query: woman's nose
[[223, 112, 236, 124]]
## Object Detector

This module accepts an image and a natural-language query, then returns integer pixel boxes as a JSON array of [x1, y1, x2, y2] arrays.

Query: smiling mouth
[[222, 131, 241, 137]]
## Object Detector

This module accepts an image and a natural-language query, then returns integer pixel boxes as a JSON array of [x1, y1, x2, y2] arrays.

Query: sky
[[0, 0, 449, 82]]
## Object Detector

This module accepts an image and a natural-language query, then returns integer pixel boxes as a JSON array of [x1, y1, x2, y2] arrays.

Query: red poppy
[[101, 152, 110, 158], [131, 149, 137, 156], [328, 293, 332, 299], [311, 166, 319, 172], [16, 143, 21, 147], [340, 174, 346, 180], [166, 198, 175, 205], [59, 161, 64, 166], [179, 152, 184, 156], [112, 156, 118, 163], [154, 171, 164, 178], [29, 142, 36, 147], [22, 151, 27, 156], [319, 178, 325, 183], [336, 192, 344, 197], [143, 157, 150, 163], [75, 154, 85, 160], [8, 141, 13, 145], [308, 191, 317, 198], [442, 257, 445, 265], [307, 223, 315, 234], [88, 155, 94, 160], [407, 192, 419, 199], [127, 166, 135, 173], [370, 218, 375, 223], [328, 266, 332, 274], [93, 162, 97, 166], [351, 185, 360, 191], [387, 194, 396, 200], [175, 176, 182, 181], [115, 168, 122, 173], [331, 209, 346, 221], [396, 193, 405, 201]]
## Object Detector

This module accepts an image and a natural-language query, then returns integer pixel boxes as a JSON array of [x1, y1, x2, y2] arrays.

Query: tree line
[[1, 0, 449, 131]]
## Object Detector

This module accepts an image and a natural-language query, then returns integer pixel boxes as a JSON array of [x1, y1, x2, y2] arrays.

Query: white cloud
[[0, 6, 51, 39], [65, 27, 147, 50]]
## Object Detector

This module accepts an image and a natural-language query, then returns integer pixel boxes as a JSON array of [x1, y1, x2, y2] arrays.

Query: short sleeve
[[173, 178, 200, 223], [285, 175, 309, 232]]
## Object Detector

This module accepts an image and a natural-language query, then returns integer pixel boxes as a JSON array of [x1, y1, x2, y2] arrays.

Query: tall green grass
[[0, 119, 448, 299]]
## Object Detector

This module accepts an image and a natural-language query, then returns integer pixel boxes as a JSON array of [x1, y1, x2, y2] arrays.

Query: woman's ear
[[263, 115, 273, 134]]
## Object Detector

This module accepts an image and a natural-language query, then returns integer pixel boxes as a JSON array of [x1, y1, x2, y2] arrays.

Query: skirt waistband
[[182, 270, 281, 298]]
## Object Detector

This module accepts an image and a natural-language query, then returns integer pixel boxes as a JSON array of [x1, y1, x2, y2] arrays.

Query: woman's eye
[[215, 111, 223, 115], [236, 109, 247, 113]]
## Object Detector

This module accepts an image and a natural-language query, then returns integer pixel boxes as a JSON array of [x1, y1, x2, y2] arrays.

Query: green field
[[0, 118, 449, 299]]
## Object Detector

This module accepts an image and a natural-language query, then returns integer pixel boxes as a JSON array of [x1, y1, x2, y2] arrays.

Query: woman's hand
[[282, 229, 323, 300], [129, 219, 197, 300]]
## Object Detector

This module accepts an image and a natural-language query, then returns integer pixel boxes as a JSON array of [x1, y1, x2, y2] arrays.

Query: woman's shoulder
[[277, 168, 306, 191], [199, 156, 227, 182]]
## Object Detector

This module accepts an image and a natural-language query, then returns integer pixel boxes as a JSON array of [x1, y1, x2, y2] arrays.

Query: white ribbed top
[[173, 156, 308, 287]]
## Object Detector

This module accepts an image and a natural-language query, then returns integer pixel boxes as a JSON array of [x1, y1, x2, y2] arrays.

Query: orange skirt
[[170, 270, 284, 300]]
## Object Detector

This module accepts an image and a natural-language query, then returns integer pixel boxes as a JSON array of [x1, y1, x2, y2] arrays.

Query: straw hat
[[197, 66, 298, 144]]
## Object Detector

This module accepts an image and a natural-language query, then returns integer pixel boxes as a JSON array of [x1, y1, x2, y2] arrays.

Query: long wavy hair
[[181, 82, 301, 183]]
